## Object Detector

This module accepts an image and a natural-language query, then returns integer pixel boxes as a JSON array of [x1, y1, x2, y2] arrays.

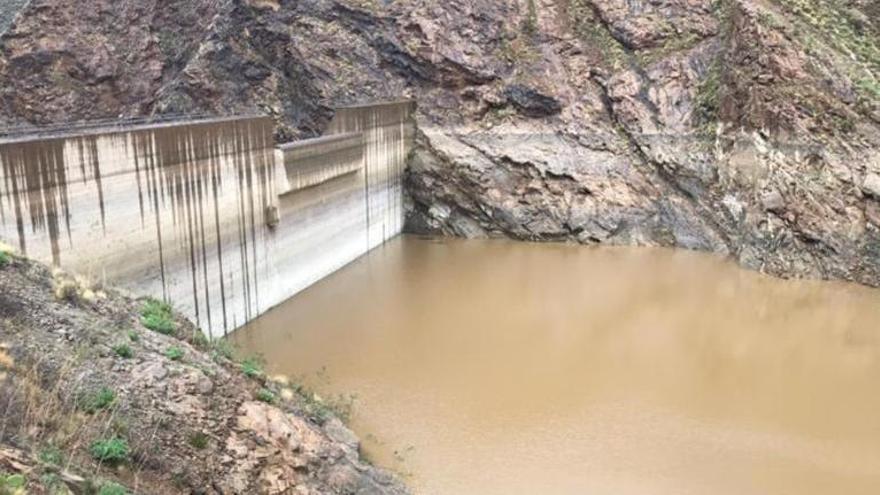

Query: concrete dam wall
[[0, 101, 415, 338]]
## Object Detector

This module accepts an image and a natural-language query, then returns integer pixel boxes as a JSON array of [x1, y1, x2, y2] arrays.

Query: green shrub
[[79, 387, 116, 413], [188, 432, 209, 450], [255, 388, 276, 404], [0, 473, 25, 495], [142, 297, 172, 316], [240, 357, 263, 378], [113, 344, 133, 359], [38, 445, 63, 466], [128, 330, 140, 342], [97, 482, 128, 495], [0, 251, 9, 268], [141, 298, 176, 335], [89, 437, 129, 465], [165, 347, 184, 361]]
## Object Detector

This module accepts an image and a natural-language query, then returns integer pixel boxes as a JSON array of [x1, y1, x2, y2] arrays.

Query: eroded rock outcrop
[[1, 0, 879, 286]]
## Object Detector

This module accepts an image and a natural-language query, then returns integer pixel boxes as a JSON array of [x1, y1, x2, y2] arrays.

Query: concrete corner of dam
[[0, 100, 416, 338]]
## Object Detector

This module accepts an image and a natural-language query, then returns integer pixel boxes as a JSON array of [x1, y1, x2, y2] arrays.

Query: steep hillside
[[1, 0, 879, 285], [0, 249, 407, 494]]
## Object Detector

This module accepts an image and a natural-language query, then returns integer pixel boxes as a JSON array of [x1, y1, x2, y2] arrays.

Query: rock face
[[0, 0, 28, 36], [1, 0, 879, 286]]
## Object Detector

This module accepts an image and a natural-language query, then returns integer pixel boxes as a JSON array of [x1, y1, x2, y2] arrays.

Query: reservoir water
[[232, 236, 880, 494]]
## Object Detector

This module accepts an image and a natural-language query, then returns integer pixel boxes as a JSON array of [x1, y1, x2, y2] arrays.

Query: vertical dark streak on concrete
[[180, 131, 202, 329], [75, 139, 87, 184], [227, 271, 237, 336], [141, 133, 169, 301], [39, 145, 60, 265], [234, 124, 253, 323], [9, 150, 26, 255], [0, 153, 6, 223], [194, 130, 213, 333], [57, 143, 72, 246], [132, 135, 146, 227], [210, 134, 229, 334], [244, 126, 260, 312], [0, 138, 72, 262], [85, 137, 106, 233]]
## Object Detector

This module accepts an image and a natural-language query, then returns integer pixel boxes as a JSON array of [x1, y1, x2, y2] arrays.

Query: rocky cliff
[[1, 0, 879, 286]]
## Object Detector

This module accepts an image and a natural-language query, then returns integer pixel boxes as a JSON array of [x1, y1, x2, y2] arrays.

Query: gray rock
[[862, 173, 880, 198], [503, 85, 563, 118], [132, 361, 168, 387], [0, 0, 28, 36], [761, 190, 786, 212]]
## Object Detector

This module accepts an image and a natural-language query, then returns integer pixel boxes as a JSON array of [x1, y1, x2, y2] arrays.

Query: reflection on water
[[233, 236, 880, 495]]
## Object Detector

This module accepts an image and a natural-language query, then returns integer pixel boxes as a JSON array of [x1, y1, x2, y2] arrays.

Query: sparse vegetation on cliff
[[566, 0, 628, 71], [256, 388, 277, 404], [113, 344, 134, 359], [89, 437, 130, 465], [79, 387, 116, 413], [141, 298, 176, 335], [165, 346, 184, 361], [97, 482, 129, 495], [695, 59, 723, 126], [240, 356, 264, 378], [0, 256, 408, 493]]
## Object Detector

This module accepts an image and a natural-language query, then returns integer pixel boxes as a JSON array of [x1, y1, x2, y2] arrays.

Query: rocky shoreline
[[0, 248, 408, 494]]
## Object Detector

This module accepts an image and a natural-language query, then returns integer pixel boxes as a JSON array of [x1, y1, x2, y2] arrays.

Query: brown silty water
[[232, 236, 880, 495]]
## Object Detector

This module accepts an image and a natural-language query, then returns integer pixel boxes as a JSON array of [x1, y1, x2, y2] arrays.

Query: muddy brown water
[[232, 236, 880, 495]]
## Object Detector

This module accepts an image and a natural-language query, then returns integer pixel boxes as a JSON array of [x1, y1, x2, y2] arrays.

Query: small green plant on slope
[[255, 388, 276, 404], [90, 437, 129, 465], [188, 432, 209, 450], [98, 482, 128, 495], [38, 445, 63, 466], [113, 344, 133, 359], [0, 251, 9, 268], [240, 357, 263, 378], [141, 298, 176, 335], [0, 473, 25, 495], [128, 330, 140, 342], [165, 347, 184, 361], [79, 387, 116, 413]]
